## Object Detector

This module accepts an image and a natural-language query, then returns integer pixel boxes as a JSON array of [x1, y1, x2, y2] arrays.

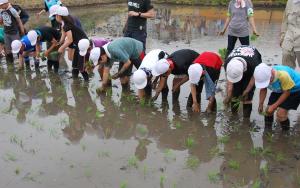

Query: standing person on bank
[[37, 0, 62, 30], [0, 0, 25, 64], [280, 0, 300, 69], [124, 0, 155, 51], [220, 0, 259, 57]]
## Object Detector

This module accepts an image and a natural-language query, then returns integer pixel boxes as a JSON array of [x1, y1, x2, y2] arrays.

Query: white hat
[[56, 6, 69, 17], [27, 30, 38, 46], [0, 0, 8, 5], [188, 64, 203, 84], [133, 69, 148, 89], [254, 63, 272, 89], [89, 47, 101, 66], [226, 57, 245, 83], [78, 39, 90, 56], [152, 59, 170, 77], [49, 4, 60, 18], [11, 40, 22, 54]]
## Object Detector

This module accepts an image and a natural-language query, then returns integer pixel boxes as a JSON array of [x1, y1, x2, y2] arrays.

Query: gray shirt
[[227, 0, 254, 37], [0, 6, 20, 34]]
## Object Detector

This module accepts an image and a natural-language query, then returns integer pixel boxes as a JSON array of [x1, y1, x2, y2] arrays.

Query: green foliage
[[252, 180, 261, 188], [128, 156, 138, 168], [120, 181, 127, 188], [186, 136, 196, 148], [218, 135, 230, 144], [218, 48, 227, 60], [164, 149, 176, 162], [208, 171, 221, 184], [160, 174, 166, 185]]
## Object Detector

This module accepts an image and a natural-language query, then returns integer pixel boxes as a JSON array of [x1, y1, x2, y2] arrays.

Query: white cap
[[152, 59, 170, 77], [254, 63, 272, 89], [133, 70, 148, 89], [78, 39, 90, 56], [56, 6, 69, 17], [11, 40, 22, 54], [226, 57, 245, 83], [89, 47, 101, 66], [0, 0, 8, 5], [49, 4, 60, 18], [188, 64, 203, 84], [27, 30, 38, 46]]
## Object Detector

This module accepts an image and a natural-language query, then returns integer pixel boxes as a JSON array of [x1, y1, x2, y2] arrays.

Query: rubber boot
[[243, 104, 252, 118], [264, 115, 274, 128], [72, 69, 79, 79], [161, 86, 169, 101], [5, 53, 14, 64], [280, 119, 290, 131], [81, 71, 89, 82]]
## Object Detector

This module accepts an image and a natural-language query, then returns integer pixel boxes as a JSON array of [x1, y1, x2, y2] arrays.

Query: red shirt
[[193, 52, 223, 70]]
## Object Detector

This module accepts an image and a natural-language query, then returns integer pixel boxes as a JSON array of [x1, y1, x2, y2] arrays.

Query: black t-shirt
[[224, 45, 262, 76], [127, 0, 153, 32], [12, 5, 29, 20], [169, 49, 199, 75], [37, 26, 61, 42], [63, 22, 88, 47]]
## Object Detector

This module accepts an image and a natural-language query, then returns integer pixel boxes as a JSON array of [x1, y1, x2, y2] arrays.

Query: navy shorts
[[268, 91, 300, 110]]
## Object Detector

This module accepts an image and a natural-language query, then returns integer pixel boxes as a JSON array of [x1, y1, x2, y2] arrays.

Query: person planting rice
[[151, 49, 199, 102], [54, 6, 89, 81], [187, 52, 223, 113], [254, 63, 300, 130], [223, 45, 262, 118], [78, 38, 111, 77], [132, 49, 168, 99], [27, 27, 61, 73], [11, 32, 40, 70], [0, 0, 25, 64], [89, 37, 145, 91]]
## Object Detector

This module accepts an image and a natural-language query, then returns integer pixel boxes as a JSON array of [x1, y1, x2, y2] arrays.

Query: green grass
[[208, 171, 221, 184], [228, 160, 240, 170], [185, 156, 200, 170], [186, 136, 196, 148], [128, 156, 138, 168]]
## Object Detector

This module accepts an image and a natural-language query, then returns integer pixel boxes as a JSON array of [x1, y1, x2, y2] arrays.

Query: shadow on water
[[1, 4, 300, 188]]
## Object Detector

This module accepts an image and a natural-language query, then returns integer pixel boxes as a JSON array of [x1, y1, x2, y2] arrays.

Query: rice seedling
[[185, 136, 196, 148], [84, 168, 92, 178], [249, 147, 262, 157], [81, 144, 86, 152], [228, 160, 240, 170], [185, 156, 200, 170], [143, 165, 148, 178], [128, 156, 138, 168], [49, 128, 60, 139], [218, 135, 230, 144], [252, 180, 261, 188], [250, 34, 259, 41], [265, 132, 274, 143], [97, 151, 111, 158], [95, 111, 104, 119], [218, 48, 227, 60], [172, 182, 177, 188], [10, 134, 23, 148], [120, 181, 127, 188], [209, 146, 224, 157], [160, 174, 166, 186], [261, 163, 268, 177], [235, 141, 242, 150], [275, 152, 286, 162], [261, 147, 274, 158], [137, 125, 148, 137], [85, 106, 93, 113], [15, 167, 20, 175], [28, 120, 44, 131], [208, 171, 221, 184], [164, 149, 176, 162], [3, 152, 17, 162], [231, 97, 242, 110]]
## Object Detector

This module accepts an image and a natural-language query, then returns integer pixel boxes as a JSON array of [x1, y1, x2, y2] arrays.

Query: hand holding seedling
[[242, 90, 249, 101], [192, 102, 200, 113], [266, 105, 276, 115]]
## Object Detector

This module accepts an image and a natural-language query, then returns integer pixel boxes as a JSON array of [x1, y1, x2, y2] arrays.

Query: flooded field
[[1, 4, 300, 188]]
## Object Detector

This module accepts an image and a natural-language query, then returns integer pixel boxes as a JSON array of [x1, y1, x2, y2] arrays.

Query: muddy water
[[1, 4, 300, 188]]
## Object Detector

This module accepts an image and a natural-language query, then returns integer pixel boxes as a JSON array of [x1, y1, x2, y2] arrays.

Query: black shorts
[[233, 73, 255, 100], [73, 47, 84, 72], [268, 91, 300, 110]]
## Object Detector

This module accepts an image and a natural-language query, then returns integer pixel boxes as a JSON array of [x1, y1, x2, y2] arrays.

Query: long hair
[[61, 15, 75, 26]]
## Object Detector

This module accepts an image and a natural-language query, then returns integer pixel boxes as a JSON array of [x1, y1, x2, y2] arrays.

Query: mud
[[1, 4, 300, 188]]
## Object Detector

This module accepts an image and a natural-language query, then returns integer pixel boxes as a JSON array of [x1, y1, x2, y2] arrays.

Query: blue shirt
[[21, 35, 35, 52], [268, 65, 300, 93]]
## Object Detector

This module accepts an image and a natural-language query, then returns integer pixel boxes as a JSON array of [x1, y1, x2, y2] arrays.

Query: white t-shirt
[[139, 49, 165, 71]]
